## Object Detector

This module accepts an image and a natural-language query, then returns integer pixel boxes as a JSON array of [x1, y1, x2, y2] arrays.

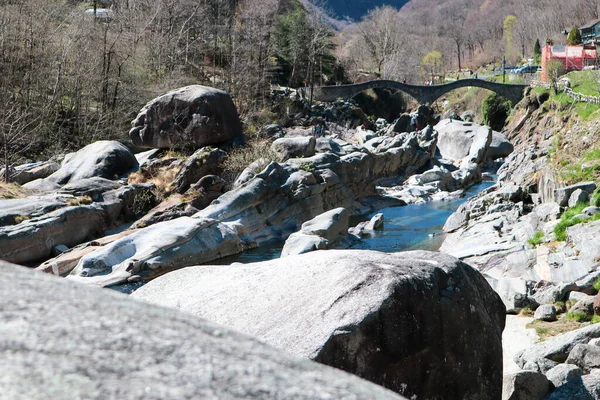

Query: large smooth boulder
[[545, 369, 600, 400], [545, 363, 583, 388], [24, 141, 138, 188], [534, 304, 557, 322], [1, 161, 59, 185], [501, 371, 551, 400], [271, 136, 316, 161], [486, 131, 514, 161], [133, 250, 506, 400], [435, 120, 488, 162], [68, 216, 244, 287], [0, 205, 107, 265], [281, 207, 349, 257], [0, 260, 405, 400], [567, 344, 600, 373], [515, 324, 600, 373], [554, 182, 596, 207], [130, 85, 243, 149]]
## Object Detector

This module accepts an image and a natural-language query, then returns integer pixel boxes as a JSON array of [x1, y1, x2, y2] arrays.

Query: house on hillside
[[579, 19, 600, 44], [541, 44, 598, 81]]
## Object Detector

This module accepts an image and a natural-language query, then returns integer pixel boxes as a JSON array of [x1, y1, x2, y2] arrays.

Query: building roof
[[580, 18, 600, 30]]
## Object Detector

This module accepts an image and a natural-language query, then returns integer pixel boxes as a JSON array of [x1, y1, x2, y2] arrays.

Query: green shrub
[[482, 93, 513, 131], [565, 311, 590, 322], [528, 231, 545, 247], [593, 315, 600, 324], [554, 202, 589, 241]]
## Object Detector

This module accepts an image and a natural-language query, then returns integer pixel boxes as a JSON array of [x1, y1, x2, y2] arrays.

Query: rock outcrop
[[130, 85, 243, 149], [133, 250, 506, 400], [24, 141, 138, 189], [0, 260, 405, 400]]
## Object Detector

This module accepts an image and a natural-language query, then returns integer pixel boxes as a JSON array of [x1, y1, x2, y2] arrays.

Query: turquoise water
[[113, 181, 493, 293], [217, 180, 495, 262]]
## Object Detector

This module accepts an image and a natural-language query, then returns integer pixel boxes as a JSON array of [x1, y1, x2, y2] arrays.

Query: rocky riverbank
[[440, 88, 600, 398]]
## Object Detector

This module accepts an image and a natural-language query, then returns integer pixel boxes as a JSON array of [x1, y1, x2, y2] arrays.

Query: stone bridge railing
[[313, 79, 528, 105]]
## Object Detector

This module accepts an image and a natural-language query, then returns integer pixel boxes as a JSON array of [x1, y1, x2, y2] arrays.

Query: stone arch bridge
[[313, 79, 528, 105]]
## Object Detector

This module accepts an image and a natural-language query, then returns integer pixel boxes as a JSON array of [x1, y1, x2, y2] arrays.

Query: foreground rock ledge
[[133, 250, 506, 400], [0, 260, 405, 400]]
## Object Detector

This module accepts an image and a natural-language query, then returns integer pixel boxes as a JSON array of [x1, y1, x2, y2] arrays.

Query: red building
[[541, 44, 598, 81]]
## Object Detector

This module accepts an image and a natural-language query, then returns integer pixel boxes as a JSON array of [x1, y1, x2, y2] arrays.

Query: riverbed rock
[[24, 141, 138, 189], [0, 195, 68, 226], [566, 344, 600, 373], [501, 370, 551, 400], [570, 295, 596, 317], [546, 363, 583, 388], [569, 189, 590, 208], [130, 85, 243, 149], [58, 177, 123, 199], [0, 260, 405, 400], [534, 304, 557, 322], [68, 216, 244, 287], [271, 137, 316, 161], [515, 324, 600, 373], [133, 250, 506, 400], [486, 131, 514, 162], [2, 161, 60, 185], [554, 182, 597, 207], [0, 205, 107, 265], [281, 207, 349, 257], [171, 147, 226, 193], [546, 369, 600, 399]]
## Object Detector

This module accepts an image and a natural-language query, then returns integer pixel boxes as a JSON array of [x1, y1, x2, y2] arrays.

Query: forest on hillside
[[2, 0, 600, 170]]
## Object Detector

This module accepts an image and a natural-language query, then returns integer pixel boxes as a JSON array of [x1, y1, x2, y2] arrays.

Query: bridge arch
[[313, 79, 528, 105]]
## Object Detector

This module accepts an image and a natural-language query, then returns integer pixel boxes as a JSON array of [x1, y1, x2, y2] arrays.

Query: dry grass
[[0, 182, 34, 199], [526, 319, 583, 340], [128, 167, 178, 200], [67, 195, 93, 206], [221, 138, 281, 186]]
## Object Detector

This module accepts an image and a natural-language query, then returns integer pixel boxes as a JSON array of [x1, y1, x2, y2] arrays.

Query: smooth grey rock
[[0, 205, 107, 265], [0, 196, 68, 226], [491, 277, 536, 314], [443, 203, 469, 232], [534, 304, 557, 322], [569, 189, 590, 208], [272, 137, 316, 161], [58, 177, 123, 199], [172, 147, 226, 193], [515, 324, 600, 373], [130, 85, 243, 149], [571, 291, 591, 302], [281, 208, 349, 257], [68, 217, 244, 287], [315, 138, 346, 155], [3, 161, 59, 185], [502, 370, 550, 400], [486, 131, 514, 161], [546, 364, 583, 388], [531, 283, 577, 306], [545, 369, 600, 399], [24, 141, 138, 188], [534, 202, 562, 222], [554, 182, 597, 207], [365, 212, 384, 231], [467, 124, 492, 164], [584, 207, 600, 217], [567, 344, 600, 373], [570, 296, 596, 317], [133, 250, 506, 400], [0, 260, 405, 400]]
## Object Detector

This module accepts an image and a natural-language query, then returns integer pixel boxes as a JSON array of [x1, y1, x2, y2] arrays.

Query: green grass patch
[[591, 189, 600, 207], [593, 315, 600, 324], [565, 311, 590, 322], [552, 202, 600, 241], [527, 231, 545, 247]]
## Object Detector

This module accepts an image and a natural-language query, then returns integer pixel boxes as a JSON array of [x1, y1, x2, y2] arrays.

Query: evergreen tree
[[534, 39, 542, 64], [567, 27, 582, 45]]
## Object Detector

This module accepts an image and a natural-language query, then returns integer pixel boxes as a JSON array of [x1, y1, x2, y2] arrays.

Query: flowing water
[[114, 180, 494, 294]]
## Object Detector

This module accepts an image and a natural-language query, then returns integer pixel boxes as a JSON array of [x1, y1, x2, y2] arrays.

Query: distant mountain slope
[[314, 0, 410, 21]]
